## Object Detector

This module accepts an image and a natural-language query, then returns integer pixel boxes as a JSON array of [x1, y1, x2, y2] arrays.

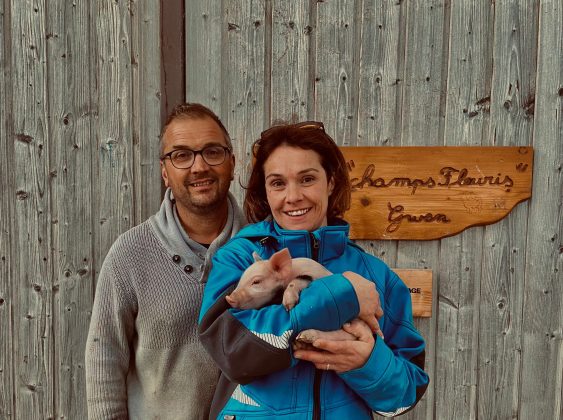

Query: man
[[85, 103, 245, 419]]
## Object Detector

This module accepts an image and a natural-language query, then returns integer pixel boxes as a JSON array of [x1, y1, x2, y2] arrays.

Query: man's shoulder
[[105, 219, 161, 261]]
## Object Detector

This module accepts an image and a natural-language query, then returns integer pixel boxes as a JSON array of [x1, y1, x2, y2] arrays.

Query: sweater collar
[[149, 188, 246, 282]]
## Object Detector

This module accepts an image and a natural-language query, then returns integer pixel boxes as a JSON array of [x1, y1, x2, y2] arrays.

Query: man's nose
[[190, 152, 209, 172]]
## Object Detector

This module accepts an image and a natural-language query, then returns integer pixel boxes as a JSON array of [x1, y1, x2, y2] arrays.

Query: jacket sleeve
[[339, 269, 429, 417], [85, 249, 136, 420], [198, 241, 360, 385]]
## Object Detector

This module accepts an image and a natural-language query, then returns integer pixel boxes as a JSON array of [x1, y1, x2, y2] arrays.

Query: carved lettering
[[349, 161, 514, 194], [409, 288, 421, 294], [386, 202, 451, 233]]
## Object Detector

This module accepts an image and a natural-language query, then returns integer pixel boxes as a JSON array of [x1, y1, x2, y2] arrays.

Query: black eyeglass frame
[[160, 145, 232, 169]]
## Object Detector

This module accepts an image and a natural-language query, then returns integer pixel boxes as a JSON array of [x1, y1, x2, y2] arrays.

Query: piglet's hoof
[[295, 329, 320, 344]]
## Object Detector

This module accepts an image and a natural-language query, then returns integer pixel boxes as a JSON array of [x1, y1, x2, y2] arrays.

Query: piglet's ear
[[252, 251, 262, 262], [269, 248, 292, 280]]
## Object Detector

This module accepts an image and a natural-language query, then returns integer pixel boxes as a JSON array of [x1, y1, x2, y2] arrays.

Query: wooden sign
[[394, 269, 432, 318], [341, 147, 533, 240]]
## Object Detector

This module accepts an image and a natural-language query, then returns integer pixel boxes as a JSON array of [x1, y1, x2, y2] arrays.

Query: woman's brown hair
[[244, 121, 351, 224]]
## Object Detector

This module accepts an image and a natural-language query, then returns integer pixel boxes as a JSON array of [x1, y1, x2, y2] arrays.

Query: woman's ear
[[328, 176, 335, 196]]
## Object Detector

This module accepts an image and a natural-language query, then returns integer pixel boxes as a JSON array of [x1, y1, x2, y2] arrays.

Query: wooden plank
[[341, 146, 533, 240], [93, 0, 136, 275], [0, 1, 15, 418], [398, 1, 448, 418], [313, 0, 358, 145], [393, 269, 433, 318], [221, 0, 267, 200], [520, 0, 562, 417], [270, 0, 310, 122], [131, 0, 162, 222], [435, 0, 494, 418], [185, 0, 222, 112], [476, 0, 538, 418], [45, 1, 94, 418], [161, 0, 184, 119], [10, 0, 55, 418], [354, 0, 402, 280]]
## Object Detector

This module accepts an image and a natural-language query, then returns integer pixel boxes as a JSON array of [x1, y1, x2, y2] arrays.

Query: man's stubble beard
[[177, 179, 230, 216]]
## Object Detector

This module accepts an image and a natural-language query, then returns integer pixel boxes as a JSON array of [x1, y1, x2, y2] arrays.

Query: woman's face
[[263, 145, 334, 231]]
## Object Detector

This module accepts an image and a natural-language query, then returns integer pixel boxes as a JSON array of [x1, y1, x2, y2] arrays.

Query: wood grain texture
[[10, 1, 54, 418], [435, 0, 494, 418], [221, 0, 267, 200], [477, 1, 538, 418], [354, 0, 402, 274], [185, 0, 222, 112], [131, 0, 162, 223], [313, 0, 358, 145], [520, 0, 562, 418], [398, 1, 448, 418], [46, 1, 94, 418], [93, 0, 135, 276], [0, 0, 15, 417], [270, 1, 310, 123]]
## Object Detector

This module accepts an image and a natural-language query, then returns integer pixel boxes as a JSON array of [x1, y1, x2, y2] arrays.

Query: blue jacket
[[199, 219, 429, 419]]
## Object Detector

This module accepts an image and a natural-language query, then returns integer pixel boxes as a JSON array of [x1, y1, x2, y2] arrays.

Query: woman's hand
[[293, 319, 375, 373], [342, 271, 384, 338]]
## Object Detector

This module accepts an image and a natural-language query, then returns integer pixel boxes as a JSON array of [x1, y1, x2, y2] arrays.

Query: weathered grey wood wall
[[0, 0, 161, 419], [0, 0, 561, 419], [185, 0, 562, 419]]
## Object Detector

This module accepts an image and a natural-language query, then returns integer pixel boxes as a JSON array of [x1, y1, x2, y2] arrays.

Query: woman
[[198, 121, 429, 419]]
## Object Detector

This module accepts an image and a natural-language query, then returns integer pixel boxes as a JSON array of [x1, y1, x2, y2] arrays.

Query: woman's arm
[[198, 241, 362, 384], [295, 270, 429, 417]]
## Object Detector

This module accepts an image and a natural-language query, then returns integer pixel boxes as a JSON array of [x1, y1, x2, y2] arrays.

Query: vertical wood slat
[[313, 0, 357, 145], [269, 0, 310, 123], [398, 1, 449, 418], [520, 0, 562, 417], [10, 0, 54, 418], [221, 0, 267, 200], [185, 0, 222, 113], [0, 0, 15, 418], [94, 0, 135, 278], [45, 1, 94, 419], [130, 0, 162, 223], [477, 0, 538, 418], [354, 0, 402, 304], [161, 0, 184, 121], [436, 1, 494, 418]]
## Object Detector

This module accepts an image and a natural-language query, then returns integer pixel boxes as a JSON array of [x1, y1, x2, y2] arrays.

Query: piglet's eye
[[251, 279, 261, 285]]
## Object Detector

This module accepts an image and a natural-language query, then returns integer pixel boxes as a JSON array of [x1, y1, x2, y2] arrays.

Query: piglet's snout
[[225, 294, 239, 308]]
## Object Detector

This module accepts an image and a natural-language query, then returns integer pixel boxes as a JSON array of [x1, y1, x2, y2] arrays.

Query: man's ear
[[230, 153, 235, 180], [161, 161, 170, 187]]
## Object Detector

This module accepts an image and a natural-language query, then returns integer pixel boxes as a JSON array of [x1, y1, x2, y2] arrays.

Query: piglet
[[225, 248, 356, 345]]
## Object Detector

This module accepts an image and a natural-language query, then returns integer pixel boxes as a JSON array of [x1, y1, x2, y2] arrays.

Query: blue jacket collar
[[236, 218, 350, 263]]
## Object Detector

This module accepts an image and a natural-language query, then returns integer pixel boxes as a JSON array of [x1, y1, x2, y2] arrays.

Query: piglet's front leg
[[295, 328, 356, 345], [282, 276, 313, 310]]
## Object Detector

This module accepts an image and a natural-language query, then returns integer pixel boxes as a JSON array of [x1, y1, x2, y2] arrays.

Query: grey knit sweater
[[85, 189, 246, 419]]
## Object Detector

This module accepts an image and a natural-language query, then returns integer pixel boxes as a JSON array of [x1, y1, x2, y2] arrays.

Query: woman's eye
[[302, 176, 316, 184], [270, 180, 284, 189]]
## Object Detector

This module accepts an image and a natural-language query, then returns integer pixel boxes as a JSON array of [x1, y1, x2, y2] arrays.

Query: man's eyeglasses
[[160, 145, 231, 169], [253, 121, 325, 156]]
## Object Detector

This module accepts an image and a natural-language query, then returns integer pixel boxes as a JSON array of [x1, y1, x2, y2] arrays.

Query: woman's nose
[[286, 183, 303, 203]]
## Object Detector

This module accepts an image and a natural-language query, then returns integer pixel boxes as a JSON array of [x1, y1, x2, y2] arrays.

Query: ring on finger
[[325, 363, 330, 371]]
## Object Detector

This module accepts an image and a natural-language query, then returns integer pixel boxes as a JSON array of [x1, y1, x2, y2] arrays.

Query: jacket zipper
[[310, 233, 321, 420]]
